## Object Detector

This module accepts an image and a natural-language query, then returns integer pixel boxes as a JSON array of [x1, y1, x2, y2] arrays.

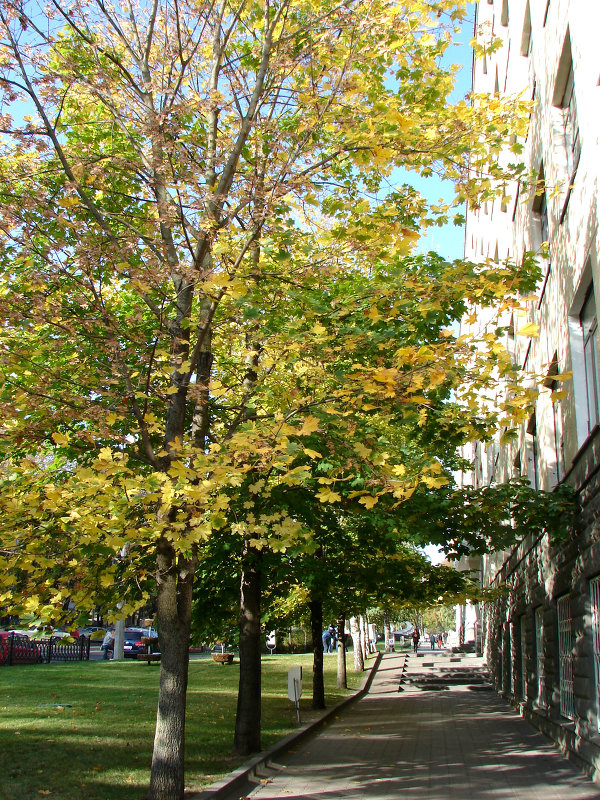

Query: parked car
[[123, 628, 159, 658], [25, 627, 78, 640], [78, 626, 106, 640], [0, 631, 43, 665]]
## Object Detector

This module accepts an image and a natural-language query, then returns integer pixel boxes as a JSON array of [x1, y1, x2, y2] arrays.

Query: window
[[538, 189, 549, 246], [526, 412, 538, 490], [535, 606, 546, 706], [513, 450, 521, 477], [506, 621, 513, 694], [532, 168, 551, 302], [553, 34, 580, 194], [569, 273, 600, 446], [520, 2, 531, 56], [500, 621, 512, 693], [561, 64, 580, 178], [557, 595, 574, 720], [581, 287, 599, 432], [591, 578, 600, 730], [520, 615, 527, 701], [532, 167, 549, 249], [544, 358, 565, 483]]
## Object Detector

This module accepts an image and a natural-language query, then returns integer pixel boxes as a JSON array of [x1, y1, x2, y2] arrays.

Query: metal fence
[[0, 633, 91, 666]]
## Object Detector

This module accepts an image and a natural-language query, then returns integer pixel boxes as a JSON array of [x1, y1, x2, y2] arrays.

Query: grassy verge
[[0, 652, 368, 799]]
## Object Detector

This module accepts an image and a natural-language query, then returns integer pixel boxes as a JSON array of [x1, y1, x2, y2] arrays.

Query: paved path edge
[[190, 651, 384, 800]]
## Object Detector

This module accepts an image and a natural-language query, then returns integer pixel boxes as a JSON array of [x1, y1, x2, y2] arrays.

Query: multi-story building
[[460, 0, 600, 781]]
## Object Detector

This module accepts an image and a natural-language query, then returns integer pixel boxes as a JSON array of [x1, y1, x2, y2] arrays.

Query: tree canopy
[[0, 0, 552, 797]]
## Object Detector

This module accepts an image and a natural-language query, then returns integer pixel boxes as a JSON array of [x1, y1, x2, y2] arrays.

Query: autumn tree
[[0, 0, 541, 797]]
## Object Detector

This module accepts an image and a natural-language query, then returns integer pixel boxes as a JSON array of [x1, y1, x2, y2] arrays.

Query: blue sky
[[421, 5, 475, 565], [411, 4, 475, 262]]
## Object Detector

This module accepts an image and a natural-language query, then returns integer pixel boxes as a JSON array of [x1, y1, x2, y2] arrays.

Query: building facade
[[462, 0, 600, 781]]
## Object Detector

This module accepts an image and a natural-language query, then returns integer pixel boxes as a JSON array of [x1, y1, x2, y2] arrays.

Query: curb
[[191, 651, 383, 800]]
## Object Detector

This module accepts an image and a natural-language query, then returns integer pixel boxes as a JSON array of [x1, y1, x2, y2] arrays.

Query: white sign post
[[288, 666, 302, 724]]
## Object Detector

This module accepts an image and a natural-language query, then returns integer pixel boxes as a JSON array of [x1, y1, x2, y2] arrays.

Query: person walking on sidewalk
[[412, 628, 420, 653], [429, 632, 436, 650], [102, 627, 115, 660]]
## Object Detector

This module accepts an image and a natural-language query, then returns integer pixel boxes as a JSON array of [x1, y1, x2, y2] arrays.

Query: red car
[[0, 631, 43, 665]]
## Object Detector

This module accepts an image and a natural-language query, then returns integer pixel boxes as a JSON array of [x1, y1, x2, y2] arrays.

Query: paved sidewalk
[[245, 649, 600, 800]]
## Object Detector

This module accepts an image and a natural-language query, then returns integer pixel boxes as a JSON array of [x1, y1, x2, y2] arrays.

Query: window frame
[[535, 606, 546, 707], [557, 595, 575, 720], [590, 577, 600, 730], [568, 270, 600, 448], [580, 286, 600, 433]]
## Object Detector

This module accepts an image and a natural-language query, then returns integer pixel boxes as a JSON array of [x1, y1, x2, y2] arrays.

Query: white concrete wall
[[463, 0, 600, 587]]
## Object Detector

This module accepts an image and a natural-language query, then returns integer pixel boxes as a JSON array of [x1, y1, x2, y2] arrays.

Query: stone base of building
[[482, 430, 600, 784]]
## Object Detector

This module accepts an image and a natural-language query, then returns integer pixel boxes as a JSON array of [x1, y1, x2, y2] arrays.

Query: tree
[[0, 1, 540, 797]]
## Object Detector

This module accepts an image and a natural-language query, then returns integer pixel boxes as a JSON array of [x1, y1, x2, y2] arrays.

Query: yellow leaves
[[51, 431, 70, 446], [372, 367, 398, 385], [427, 369, 447, 387], [550, 371, 573, 382], [353, 442, 372, 458], [421, 475, 449, 489], [405, 395, 431, 405], [100, 572, 114, 588], [516, 322, 540, 338], [316, 488, 342, 504], [373, 451, 389, 466], [550, 390, 568, 402], [24, 595, 40, 611], [57, 196, 80, 208], [395, 346, 416, 365], [311, 322, 328, 336], [298, 416, 320, 436], [358, 494, 378, 509], [303, 447, 322, 460], [392, 484, 416, 502], [366, 305, 382, 322], [168, 460, 191, 480]]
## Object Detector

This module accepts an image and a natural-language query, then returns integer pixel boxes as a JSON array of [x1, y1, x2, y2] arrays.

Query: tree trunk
[[350, 616, 364, 672], [360, 614, 369, 660], [234, 542, 262, 755], [148, 539, 197, 800], [383, 610, 391, 653], [309, 597, 325, 709], [336, 611, 347, 689]]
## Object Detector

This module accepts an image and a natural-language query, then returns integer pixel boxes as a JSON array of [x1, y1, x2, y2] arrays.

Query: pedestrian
[[102, 626, 115, 660], [328, 625, 337, 652], [322, 629, 331, 654], [412, 628, 420, 653], [437, 633, 443, 648], [429, 632, 436, 650]]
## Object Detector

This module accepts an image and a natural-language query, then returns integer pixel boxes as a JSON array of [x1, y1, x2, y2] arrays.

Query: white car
[[25, 628, 77, 640]]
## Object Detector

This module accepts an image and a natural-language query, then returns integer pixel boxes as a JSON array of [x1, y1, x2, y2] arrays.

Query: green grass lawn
[[0, 653, 367, 799]]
